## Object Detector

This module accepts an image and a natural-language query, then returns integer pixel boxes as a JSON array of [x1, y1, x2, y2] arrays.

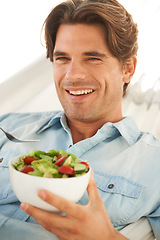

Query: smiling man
[[0, 0, 160, 240], [52, 22, 136, 145]]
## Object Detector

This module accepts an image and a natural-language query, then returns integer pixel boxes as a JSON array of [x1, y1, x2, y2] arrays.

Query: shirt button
[[108, 184, 114, 189]]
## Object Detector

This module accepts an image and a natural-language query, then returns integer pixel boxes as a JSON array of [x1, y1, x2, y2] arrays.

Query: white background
[[0, 0, 61, 83]]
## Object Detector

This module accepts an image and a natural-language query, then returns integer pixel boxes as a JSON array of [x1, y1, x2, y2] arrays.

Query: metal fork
[[0, 127, 40, 143]]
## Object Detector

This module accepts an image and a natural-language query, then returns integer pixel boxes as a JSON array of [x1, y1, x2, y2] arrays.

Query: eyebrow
[[53, 51, 67, 57], [83, 51, 108, 58], [53, 51, 108, 58]]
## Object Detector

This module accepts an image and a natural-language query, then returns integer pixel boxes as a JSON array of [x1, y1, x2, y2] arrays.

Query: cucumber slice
[[62, 156, 72, 166], [14, 162, 26, 171], [74, 163, 87, 174]]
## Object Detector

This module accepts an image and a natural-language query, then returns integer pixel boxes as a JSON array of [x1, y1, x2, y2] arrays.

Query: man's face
[[53, 24, 128, 123]]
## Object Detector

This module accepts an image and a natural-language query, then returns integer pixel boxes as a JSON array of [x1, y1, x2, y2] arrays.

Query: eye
[[87, 57, 102, 62], [54, 56, 70, 63]]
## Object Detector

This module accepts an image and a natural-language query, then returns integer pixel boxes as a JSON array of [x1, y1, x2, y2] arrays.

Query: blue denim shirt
[[0, 111, 160, 239]]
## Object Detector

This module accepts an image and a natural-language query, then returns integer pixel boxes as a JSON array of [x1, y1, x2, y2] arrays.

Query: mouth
[[66, 89, 94, 96]]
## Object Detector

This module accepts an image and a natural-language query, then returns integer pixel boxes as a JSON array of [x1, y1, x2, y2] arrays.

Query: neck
[[66, 114, 123, 144], [68, 120, 99, 144]]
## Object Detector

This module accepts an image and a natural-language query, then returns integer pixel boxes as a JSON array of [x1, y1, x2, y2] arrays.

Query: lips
[[67, 89, 94, 96]]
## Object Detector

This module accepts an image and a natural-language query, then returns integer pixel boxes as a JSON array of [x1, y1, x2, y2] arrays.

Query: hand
[[21, 171, 128, 240]]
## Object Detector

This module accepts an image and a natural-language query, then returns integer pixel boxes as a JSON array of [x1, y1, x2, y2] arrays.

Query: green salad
[[13, 149, 90, 178]]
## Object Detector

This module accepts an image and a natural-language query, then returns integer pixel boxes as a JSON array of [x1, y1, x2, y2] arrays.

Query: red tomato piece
[[23, 157, 39, 165], [55, 155, 68, 166], [57, 154, 62, 159], [80, 161, 90, 169], [20, 166, 34, 174], [58, 166, 75, 175]]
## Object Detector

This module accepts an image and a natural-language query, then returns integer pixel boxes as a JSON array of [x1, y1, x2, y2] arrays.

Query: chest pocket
[[94, 171, 144, 227], [0, 148, 24, 203]]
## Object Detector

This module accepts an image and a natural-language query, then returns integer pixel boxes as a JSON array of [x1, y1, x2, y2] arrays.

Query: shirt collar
[[37, 111, 65, 134], [37, 112, 140, 146], [99, 116, 141, 146], [113, 116, 141, 146]]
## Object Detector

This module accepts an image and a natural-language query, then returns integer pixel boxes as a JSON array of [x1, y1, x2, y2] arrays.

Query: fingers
[[87, 170, 101, 202], [21, 189, 83, 219], [37, 190, 83, 217], [20, 202, 52, 222], [20, 201, 83, 238], [20, 202, 69, 230], [35, 217, 69, 238], [20, 202, 76, 238]]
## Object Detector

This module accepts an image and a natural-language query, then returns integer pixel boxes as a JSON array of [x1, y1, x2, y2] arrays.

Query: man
[[0, 0, 159, 239]]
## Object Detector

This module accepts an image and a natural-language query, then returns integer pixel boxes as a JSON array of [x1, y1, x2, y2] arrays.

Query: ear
[[123, 55, 137, 84]]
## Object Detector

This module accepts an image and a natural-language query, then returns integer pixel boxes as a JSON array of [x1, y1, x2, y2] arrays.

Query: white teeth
[[69, 89, 93, 95]]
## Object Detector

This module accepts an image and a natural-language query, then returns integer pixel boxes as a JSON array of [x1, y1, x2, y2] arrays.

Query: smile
[[67, 89, 94, 96]]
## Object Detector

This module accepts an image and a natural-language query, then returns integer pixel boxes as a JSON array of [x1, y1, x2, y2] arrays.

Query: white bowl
[[9, 156, 91, 212]]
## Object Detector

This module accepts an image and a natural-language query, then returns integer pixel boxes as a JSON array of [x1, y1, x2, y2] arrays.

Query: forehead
[[54, 23, 110, 53]]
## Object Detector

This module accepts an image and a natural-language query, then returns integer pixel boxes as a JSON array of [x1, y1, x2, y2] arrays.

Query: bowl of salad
[[9, 149, 91, 212]]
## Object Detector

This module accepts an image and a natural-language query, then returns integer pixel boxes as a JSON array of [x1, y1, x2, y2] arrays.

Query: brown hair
[[43, 0, 138, 94]]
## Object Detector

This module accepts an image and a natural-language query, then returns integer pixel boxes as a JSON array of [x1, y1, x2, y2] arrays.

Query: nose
[[65, 61, 86, 81]]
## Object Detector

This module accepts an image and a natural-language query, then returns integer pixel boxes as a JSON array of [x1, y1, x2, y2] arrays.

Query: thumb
[[87, 170, 101, 202]]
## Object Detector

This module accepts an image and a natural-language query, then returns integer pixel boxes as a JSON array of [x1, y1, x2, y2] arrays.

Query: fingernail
[[38, 190, 47, 200], [21, 203, 28, 211]]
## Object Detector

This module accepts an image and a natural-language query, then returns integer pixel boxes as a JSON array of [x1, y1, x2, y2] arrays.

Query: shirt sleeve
[[147, 204, 160, 239], [0, 213, 58, 240]]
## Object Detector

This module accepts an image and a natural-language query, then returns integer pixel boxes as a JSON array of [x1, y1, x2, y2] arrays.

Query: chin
[[65, 111, 89, 121], [69, 114, 87, 121], [62, 104, 96, 121]]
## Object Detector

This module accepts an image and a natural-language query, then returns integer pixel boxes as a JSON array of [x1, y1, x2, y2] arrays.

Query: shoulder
[[139, 131, 160, 148], [135, 132, 160, 170], [0, 111, 62, 130], [124, 116, 160, 148]]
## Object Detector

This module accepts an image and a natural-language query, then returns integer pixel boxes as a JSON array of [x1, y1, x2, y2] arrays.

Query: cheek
[[53, 66, 64, 87], [89, 66, 106, 86], [102, 73, 124, 97]]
